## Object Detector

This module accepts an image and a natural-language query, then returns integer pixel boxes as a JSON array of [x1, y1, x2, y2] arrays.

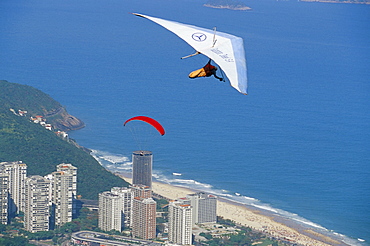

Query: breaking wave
[[90, 149, 132, 172]]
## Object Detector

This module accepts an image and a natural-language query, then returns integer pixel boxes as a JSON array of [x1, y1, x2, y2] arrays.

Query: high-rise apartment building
[[51, 170, 73, 227], [0, 173, 8, 224], [132, 196, 156, 240], [131, 184, 156, 238], [110, 187, 133, 228], [132, 151, 153, 188], [131, 184, 152, 199], [186, 192, 217, 225], [56, 163, 77, 217], [56, 164, 77, 197], [168, 199, 193, 245], [24, 176, 50, 232], [98, 191, 124, 232], [0, 161, 27, 216]]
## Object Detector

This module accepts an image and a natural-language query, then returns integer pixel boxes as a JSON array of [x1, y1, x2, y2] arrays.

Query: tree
[[0, 223, 6, 233], [0, 236, 32, 246], [200, 232, 213, 240]]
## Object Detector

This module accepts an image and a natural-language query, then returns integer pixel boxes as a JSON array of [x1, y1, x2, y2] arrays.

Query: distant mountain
[[0, 80, 129, 199], [204, 0, 252, 10]]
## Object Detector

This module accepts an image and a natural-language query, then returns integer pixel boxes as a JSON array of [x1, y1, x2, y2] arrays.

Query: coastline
[[117, 173, 348, 246]]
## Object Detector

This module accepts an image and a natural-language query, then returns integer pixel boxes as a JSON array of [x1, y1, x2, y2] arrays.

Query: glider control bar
[[181, 51, 201, 59]]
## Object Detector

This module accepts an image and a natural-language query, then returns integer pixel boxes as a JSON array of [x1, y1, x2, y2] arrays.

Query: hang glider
[[133, 13, 248, 95]]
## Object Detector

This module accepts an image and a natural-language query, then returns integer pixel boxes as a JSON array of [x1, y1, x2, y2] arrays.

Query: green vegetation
[[217, 217, 236, 227], [0, 208, 99, 245], [0, 80, 61, 116], [197, 220, 284, 246], [155, 198, 169, 236], [156, 198, 169, 211], [193, 217, 285, 246], [0, 80, 129, 199], [0, 236, 32, 246]]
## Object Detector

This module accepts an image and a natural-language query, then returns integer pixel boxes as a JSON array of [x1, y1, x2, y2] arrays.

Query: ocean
[[1, 0, 369, 244]]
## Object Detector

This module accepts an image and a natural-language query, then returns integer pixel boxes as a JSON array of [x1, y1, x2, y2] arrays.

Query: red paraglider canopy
[[124, 116, 165, 136]]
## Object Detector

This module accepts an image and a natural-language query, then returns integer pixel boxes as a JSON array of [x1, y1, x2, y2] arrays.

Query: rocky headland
[[44, 107, 85, 131]]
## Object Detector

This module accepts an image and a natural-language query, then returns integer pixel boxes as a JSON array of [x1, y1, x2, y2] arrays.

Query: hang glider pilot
[[189, 59, 224, 82]]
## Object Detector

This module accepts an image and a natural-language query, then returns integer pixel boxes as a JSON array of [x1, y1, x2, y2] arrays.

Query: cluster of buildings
[[9, 108, 28, 117], [0, 161, 77, 232], [0, 150, 217, 245], [98, 150, 217, 245], [9, 108, 69, 139], [10, 108, 51, 130]]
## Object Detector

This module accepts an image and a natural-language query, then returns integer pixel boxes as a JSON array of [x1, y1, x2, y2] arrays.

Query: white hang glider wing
[[133, 13, 248, 95]]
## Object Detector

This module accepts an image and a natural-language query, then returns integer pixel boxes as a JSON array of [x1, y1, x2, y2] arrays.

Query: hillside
[[0, 80, 85, 131], [0, 80, 129, 199]]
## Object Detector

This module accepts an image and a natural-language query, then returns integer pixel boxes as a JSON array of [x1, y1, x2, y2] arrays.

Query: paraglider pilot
[[189, 59, 224, 81]]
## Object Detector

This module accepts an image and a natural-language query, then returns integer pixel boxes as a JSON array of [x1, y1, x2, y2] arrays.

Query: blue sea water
[[1, 0, 369, 244]]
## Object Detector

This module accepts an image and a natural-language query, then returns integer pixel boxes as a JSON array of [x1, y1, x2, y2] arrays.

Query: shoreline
[[117, 173, 349, 246]]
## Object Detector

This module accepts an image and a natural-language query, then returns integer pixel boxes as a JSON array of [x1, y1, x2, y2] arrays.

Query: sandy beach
[[119, 174, 347, 246]]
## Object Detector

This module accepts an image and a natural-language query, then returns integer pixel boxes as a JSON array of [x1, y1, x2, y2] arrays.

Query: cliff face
[[45, 107, 85, 131]]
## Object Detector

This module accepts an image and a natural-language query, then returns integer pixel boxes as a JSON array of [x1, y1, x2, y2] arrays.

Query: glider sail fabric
[[133, 13, 248, 95], [124, 116, 165, 136]]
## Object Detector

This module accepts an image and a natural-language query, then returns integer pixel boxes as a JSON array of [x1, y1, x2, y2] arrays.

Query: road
[[71, 231, 163, 246]]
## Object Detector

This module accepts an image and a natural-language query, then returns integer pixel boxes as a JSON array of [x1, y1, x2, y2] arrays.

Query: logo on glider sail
[[192, 33, 207, 42]]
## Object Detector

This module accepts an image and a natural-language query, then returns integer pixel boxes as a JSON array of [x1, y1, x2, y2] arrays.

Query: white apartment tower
[[168, 199, 193, 245], [187, 192, 217, 225], [131, 197, 156, 240], [24, 176, 50, 232], [51, 170, 73, 227], [110, 187, 133, 228], [56, 164, 77, 216], [0, 174, 8, 224], [0, 161, 27, 216], [56, 164, 77, 197], [98, 191, 124, 232]]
